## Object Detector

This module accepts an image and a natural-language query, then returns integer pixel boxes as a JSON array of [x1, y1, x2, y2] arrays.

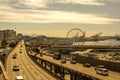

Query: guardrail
[[0, 60, 9, 80]]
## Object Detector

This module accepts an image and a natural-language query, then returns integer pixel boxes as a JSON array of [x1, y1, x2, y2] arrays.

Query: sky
[[0, 0, 120, 37]]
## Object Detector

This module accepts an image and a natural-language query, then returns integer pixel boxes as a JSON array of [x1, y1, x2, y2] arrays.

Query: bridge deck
[[35, 54, 120, 80]]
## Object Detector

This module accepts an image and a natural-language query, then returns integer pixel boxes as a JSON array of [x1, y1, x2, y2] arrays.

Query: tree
[[9, 42, 16, 47], [31, 46, 39, 53], [1, 40, 7, 48]]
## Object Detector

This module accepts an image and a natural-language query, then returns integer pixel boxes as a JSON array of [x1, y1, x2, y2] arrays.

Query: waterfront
[[76, 39, 120, 46]]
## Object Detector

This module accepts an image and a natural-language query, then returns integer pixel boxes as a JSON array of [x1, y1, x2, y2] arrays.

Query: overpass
[[28, 53, 120, 80]]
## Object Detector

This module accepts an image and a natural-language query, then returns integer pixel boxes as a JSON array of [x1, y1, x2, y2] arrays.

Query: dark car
[[20, 51, 22, 53], [12, 55, 17, 59], [53, 53, 61, 60], [13, 66, 19, 71], [61, 58, 66, 63], [83, 63, 91, 67], [70, 60, 76, 64]]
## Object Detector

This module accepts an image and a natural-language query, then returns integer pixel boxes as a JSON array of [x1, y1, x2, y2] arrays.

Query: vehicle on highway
[[20, 51, 22, 53], [70, 60, 76, 64], [70, 53, 77, 64], [95, 65, 105, 70], [12, 54, 17, 59], [16, 76, 24, 80], [96, 68, 109, 76], [83, 63, 91, 67], [13, 66, 19, 71], [53, 52, 61, 60], [61, 58, 66, 63]]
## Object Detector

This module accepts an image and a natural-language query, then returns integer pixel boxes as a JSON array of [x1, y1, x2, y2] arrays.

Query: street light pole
[[60, 54, 66, 80]]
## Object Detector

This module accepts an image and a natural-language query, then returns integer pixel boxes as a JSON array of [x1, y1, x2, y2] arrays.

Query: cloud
[[0, 8, 119, 24], [0, 0, 104, 10], [0, 0, 119, 24], [0, 0, 104, 11], [104, 0, 120, 3], [54, 0, 104, 6], [19, 0, 49, 8], [0, 0, 49, 10]]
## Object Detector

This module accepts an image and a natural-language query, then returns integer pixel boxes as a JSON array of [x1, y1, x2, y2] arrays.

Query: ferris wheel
[[66, 28, 85, 45]]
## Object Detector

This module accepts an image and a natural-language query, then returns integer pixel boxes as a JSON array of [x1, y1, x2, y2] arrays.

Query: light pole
[[60, 54, 66, 80], [60, 54, 63, 80]]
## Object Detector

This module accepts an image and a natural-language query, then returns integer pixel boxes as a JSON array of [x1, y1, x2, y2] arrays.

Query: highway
[[0, 74, 5, 80], [35, 54, 120, 80], [6, 40, 56, 80]]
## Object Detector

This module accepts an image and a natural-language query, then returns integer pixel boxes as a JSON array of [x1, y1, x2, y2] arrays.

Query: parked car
[[16, 76, 24, 80], [83, 63, 91, 67], [96, 68, 109, 76], [13, 66, 19, 71]]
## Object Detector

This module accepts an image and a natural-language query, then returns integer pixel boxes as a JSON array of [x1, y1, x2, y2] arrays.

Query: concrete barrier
[[0, 60, 9, 80]]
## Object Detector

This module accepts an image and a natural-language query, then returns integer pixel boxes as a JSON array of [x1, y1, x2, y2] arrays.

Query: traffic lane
[[19, 43, 39, 80], [10, 46, 23, 80], [65, 61, 120, 80], [6, 41, 23, 80], [21, 51, 45, 80], [19, 53, 36, 80], [38, 55, 100, 79], [22, 44, 56, 80], [22, 53, 48, 80], [107, 71, 120, 80], [6, 47, 19, 80], [23, 54, 52, 79], [37, 55, 97, 75], [18, 43, 36, 80], [38, 55, 120, 80]]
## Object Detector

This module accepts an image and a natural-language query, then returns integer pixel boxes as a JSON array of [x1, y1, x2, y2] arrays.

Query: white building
[[0, 30, 16, 40]]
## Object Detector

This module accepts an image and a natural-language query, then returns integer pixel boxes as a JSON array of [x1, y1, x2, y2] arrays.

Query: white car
[[16, 76, 24, 80], [96, 68, 109, 76]]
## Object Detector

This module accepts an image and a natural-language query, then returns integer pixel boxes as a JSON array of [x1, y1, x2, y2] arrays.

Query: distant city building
[[0, 29, 16, 40]]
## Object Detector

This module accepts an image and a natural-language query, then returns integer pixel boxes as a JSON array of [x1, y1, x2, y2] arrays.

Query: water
[[74, 39, 120, 46]]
